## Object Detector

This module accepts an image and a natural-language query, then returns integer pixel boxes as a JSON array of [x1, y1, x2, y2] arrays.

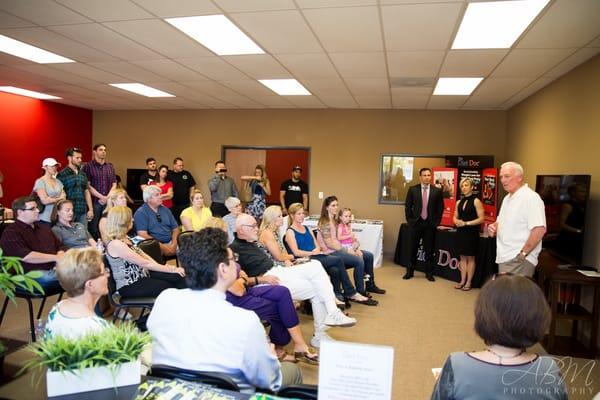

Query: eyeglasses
[[155, 213, 162, 223], [242, 223, 258, 229], [22, 206, 39, 212]]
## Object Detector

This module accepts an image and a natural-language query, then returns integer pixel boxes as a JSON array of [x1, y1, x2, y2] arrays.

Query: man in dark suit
[[403, 168, 444, 281]]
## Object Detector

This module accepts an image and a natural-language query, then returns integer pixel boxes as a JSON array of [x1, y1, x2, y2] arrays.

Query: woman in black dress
[[453, 178, 484, 291]]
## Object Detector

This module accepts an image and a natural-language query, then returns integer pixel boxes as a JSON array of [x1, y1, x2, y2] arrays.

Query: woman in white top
[[45, 247, 110, 339], [33, 157, 66, 224]]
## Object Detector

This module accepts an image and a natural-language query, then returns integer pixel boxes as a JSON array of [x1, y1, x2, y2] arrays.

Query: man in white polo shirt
[[488, 161, 546, 277]]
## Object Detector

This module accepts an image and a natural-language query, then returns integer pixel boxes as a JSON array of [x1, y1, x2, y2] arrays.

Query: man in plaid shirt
[[82, 144, 116, 239], [57, 147, 94, 228]]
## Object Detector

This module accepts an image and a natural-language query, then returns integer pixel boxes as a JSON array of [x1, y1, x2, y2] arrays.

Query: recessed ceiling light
[[258, 79, 312, 96], [0, 34, 74, 63], [0, 86, 61, 99], [452, 0, 550, 49], [109, 83, 175, 98], [165, 15, 264, 56], [433, 78, 483, 95]]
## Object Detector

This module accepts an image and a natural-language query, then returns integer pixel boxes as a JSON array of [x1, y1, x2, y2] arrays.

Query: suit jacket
[[405, 184, 444, 227]]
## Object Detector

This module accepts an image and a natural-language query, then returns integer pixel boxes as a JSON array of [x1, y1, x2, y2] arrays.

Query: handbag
[[239, 180, 253, 203]]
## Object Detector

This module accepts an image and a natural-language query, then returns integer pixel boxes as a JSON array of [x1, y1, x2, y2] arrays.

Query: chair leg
[[26, 298, 36, 342], [0, 296, 10, 326], [36, 296, 48, 320], [57, 292, 63, 301]]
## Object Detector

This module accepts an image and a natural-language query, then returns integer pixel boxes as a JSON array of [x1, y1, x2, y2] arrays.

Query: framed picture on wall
[[379, 154, 446, 204]]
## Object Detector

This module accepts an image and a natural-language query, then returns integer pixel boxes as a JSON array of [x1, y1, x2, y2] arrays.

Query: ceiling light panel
[[165, 15, 265, 56], [259, 79, 311, 95], [0, 34, 75, 63], [0, 86, 61, 99], [433, 77, 483, 95], [109, 83, 175, 97], [452, 0, 550, 49]]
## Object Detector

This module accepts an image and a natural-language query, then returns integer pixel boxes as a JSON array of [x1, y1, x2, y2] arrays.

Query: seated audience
[[232, 213, 355, 348], [0, 196, 64, 291], [33, 157, 66, 224], [205, 217, 318, 364], [431, 274, 568, 399], [105, 206, 186, 299], [222, 196, 242, 244], [45, 248, 110, 339], [51, 200, 96, 249], [134, 186, 180, 257], [285, 203, 372, 305], [181, 190, 213, 232], [150, 165, 173, 209], [318, 197, 384, 299], [98, 188, 130, 244], [148, 228, 303, 393]]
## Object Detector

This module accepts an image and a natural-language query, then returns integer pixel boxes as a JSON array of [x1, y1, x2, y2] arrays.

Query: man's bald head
[[235, 213, 258, 242]]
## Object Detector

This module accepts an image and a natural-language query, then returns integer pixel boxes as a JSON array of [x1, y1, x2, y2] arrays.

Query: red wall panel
[[0, 92, 92, 206], [265, 149, 310, 205]]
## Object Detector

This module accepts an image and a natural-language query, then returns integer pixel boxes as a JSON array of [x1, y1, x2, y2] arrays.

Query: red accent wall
[[0, 92, 92, 207], [265, 149, 310, 204]]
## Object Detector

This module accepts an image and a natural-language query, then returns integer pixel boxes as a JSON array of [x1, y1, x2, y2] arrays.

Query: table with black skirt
[[393, 223, 497, 288]]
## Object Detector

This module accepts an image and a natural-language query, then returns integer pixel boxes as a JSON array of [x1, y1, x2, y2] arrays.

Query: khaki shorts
[[498, 257, 536, 278]]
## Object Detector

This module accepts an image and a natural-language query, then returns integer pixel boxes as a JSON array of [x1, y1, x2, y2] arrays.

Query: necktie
[[421, 185, 428, 220]]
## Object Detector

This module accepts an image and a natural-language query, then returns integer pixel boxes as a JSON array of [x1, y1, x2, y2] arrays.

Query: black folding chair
[[149, 364, 240, 392], [277, 384, 319, 399]]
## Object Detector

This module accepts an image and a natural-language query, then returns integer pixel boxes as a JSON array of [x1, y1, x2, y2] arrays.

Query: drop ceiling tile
[[303, 78, 352, 97], [492, 49, 573, 78], [544, 47, 600, 79], [55, 0, 153, 22], [391, 86, 432, 96], [355, 95, 391, 108], [297, 0, 377, 7], [275, 53, 338, 79], [132, 59, 209, 81], [49, 23, 162, 60], [219, 79, 293, 106], [517, 0, 600, 49], [14, 64, 95, 85], [461, 97, 504, 109], [0, 65, 65, 87], [345, 78, 389, 96], [0, 0, 91, 25], [303, 6, 383, 52], [471, 78, 533, 103], [381, 0, 462, 3], [285, 95, 325, 108], [214, 0, 296, 12], [222, 55, 290, 79], [130, 0, 219, 18], [382, 3, 462, 51], [50, 63, 130, 83], [330, 52, 386, 78], [104, 19, 214, 58], [391, 94, 429, 109], [0, 27, 118, 63], [0, 52, 36, 66], [440, 50, 508, 77], [0, 10, 35, 28], [319, 95, 358, 108], [88, 61, 170, 82], [588, 36, 600, 47], [231, 10, 322, 54], [427, 95, 467, 109], [143, 81, 222, 106], [387, 51, 444, 78], [175, 57, 248, 80], [501, 78, 554, 109]]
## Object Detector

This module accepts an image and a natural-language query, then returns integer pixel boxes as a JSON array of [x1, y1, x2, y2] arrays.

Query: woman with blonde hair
[[105, 206, 186, 299], [98, 188, 129, 244], [241, 164, 271, 220], [181, 190, 212, 231]]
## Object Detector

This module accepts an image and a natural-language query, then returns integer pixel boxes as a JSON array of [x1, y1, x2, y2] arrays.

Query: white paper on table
[[318, 340, 394, 400], [577, 269, 600, 278]]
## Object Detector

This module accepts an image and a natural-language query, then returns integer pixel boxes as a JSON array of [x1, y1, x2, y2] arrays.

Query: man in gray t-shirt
[[208, 160, 238, 217]]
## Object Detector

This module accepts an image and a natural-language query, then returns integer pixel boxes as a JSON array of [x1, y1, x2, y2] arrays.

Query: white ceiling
[[0, 0, 598, 110]]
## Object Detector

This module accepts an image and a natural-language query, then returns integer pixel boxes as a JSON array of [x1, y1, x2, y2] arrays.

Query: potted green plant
[[24, 323, 150, 396]]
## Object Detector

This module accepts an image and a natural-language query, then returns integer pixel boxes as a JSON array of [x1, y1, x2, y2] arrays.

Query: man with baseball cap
[[33, 158, 66, 224], [280, 165, 309, 214]]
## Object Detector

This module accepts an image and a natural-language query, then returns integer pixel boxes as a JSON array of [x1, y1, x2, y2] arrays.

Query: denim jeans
[[33, 269, 62, 293], [331, 250, 374, 293], [311, 253, 357, 297]]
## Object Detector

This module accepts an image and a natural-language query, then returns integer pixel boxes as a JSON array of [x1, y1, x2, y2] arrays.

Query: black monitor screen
[[535, 175, 591, 265]]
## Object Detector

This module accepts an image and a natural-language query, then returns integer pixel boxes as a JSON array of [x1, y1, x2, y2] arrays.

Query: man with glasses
[[82, 143, 116, 239], [134, 186, 180, 257], [209, 160, 238, 217], [57, 147, 94, 228], [0, 196, 64, 290]]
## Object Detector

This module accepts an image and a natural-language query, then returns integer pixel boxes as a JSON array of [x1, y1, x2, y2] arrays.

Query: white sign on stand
[[318, 341, 394, 400]]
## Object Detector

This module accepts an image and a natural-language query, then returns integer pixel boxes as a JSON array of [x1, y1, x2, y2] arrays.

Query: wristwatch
[[519, 250, 527, 257]]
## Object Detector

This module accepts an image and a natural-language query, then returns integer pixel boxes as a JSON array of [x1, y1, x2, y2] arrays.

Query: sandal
[[277, 351, 297, 363], [462, 285, 472, 291], [454, 283, 465, 289], [294, 349, 319, 365], [349, 296, 378, 306]]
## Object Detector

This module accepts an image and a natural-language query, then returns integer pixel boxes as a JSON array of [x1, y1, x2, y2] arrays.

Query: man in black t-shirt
[[168, 157, 196, 223], [139, 157, 158, 190], [279, 166, 308, 215]]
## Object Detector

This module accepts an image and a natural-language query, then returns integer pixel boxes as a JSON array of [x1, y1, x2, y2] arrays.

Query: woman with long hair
[[181, 190, 213, 231], [51, 199, 96, 249], [241, 164, 271, 220], [98, 188, 129, 244], [150, 165, 174, 209]]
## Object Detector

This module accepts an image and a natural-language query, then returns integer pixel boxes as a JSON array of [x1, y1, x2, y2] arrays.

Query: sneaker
[[310, 332, 335, 348], [324, 309, 356, 327]]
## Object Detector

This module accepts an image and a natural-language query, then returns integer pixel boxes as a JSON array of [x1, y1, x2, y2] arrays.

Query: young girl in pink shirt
[[337, 208, 362, 257]]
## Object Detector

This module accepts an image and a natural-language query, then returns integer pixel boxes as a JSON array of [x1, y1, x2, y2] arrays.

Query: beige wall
[[94, 109, 507, 254], [507, 54, 600, 266]]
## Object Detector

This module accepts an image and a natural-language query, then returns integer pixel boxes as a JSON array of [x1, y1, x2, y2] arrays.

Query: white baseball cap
[[42, 157, 61, 167]]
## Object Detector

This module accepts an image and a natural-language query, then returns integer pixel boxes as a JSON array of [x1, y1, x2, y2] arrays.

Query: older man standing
[[488, 162, 546, 277], [0, 196, 64, 290], [134, 186, 180, 257], [82, 144, 116, 239]]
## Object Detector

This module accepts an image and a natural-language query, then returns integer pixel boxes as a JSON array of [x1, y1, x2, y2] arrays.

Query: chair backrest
[[177, 230, 196, 247], [277, 384, 319, 399], [103, 256, 120, 306], [149, 365, 240, 392], [137, 238, 164, 264]]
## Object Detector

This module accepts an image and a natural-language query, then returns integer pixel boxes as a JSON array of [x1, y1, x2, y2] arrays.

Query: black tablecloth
[[394, 223, 497, 288]]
